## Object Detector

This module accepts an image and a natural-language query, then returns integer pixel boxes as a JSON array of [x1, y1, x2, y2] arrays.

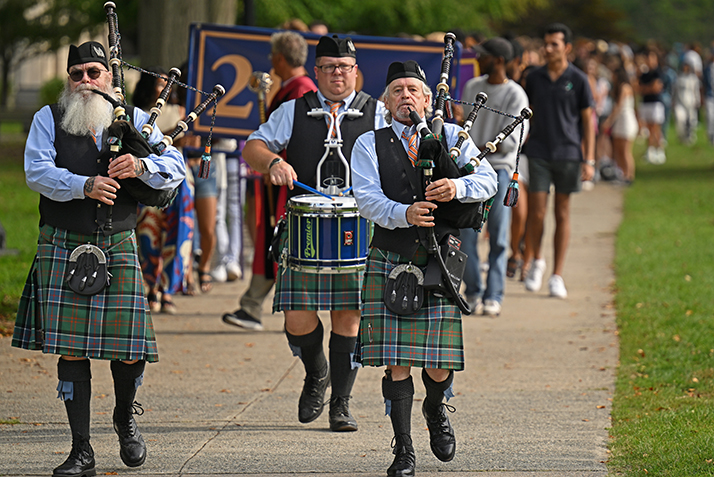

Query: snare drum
[[286, 194, 371, 273]]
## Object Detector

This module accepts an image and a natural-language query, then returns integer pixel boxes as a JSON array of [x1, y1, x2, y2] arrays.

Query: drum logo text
[[344, 231, 354, 246], [304, 218, 316, 258]]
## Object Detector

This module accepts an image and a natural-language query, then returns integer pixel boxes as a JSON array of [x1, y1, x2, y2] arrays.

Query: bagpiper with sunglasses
[[13, 41, 185, 477], [241, 35, 386, 432]]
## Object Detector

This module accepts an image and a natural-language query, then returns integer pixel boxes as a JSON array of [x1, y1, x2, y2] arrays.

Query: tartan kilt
[[272, 232, 362, 311], [12, 225, 158, 362], [356, 247, 464, 370]]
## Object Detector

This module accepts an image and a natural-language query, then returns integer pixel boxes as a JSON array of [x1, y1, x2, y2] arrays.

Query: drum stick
[[293, 180, 334, 200]]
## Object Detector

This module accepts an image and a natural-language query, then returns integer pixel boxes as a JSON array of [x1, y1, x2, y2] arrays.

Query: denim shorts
[[190, 163, 218, 199], [527, 157, 582, 194]]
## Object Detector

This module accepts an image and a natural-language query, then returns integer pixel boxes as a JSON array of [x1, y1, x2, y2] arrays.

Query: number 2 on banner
[[212, 54, 253, 119]]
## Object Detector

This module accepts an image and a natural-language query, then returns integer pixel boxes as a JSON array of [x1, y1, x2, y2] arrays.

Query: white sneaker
[[225, 261, 242, 281], [656, 147, 666, 164], [548, 274, 568, 299], [212, 264, 227, 283], [466, 295, 483, 315], [482, 299, 502, 316], [524, 259, 546, 292]]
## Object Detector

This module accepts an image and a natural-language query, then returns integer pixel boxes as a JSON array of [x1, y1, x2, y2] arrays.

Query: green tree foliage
[[496, 0, 630, 42], [0, 0, 109, 106], [604, 0, 714, 46], [242, 0, 548, 37]]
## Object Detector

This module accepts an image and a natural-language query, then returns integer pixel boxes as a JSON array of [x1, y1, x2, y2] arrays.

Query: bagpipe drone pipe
[[96, 2, 225, 221]]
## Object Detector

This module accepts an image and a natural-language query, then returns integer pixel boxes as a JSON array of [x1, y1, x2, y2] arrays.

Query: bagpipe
[[403, 32, 532, 314], [95, 2, 225, 226], [415, 32, 532, 217]]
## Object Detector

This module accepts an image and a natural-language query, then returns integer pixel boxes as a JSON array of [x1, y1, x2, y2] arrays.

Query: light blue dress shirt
[[248, 90, 388, 153], [25, 105, 186, 202], [351, 120, 498, 230]]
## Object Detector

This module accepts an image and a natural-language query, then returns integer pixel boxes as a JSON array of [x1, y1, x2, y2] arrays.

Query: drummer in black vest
[[241, 35, 387, 432], [351, 61, 497, 476], [13, 41, 185, 477]]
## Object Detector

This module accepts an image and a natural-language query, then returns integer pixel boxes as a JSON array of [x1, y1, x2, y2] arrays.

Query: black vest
[[370, 127, 459, 258], [39, 104, 138, 235], [285, 91, 377, 200]]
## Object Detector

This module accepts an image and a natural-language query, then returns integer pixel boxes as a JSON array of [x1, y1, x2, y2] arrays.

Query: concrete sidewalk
[[0, 183, 622, 476]]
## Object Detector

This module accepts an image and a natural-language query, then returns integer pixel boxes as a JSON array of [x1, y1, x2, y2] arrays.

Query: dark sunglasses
[[69, 67, 105, 82]]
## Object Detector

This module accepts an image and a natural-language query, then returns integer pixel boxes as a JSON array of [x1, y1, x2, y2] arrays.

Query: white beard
[[58, 83, 115, 137]]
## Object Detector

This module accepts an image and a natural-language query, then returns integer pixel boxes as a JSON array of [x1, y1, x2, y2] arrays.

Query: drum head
[[288, 194, 358, 213]]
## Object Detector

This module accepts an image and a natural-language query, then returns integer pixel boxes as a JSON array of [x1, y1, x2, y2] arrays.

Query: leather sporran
[[383, 263, 424, 316], [64, 244, 110, 296]]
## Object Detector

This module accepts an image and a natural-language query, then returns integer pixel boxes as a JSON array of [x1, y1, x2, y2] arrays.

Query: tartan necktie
[[326, 100, 343, 137], [401, 129, 418, 166]]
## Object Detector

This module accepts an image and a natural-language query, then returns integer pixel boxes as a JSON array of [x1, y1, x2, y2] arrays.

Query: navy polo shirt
[[523, 63, 593, 162]]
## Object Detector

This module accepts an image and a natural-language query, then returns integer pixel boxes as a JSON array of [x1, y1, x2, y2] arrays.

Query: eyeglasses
[[316, 64, 356, 74], [69, 67, 105, 82]]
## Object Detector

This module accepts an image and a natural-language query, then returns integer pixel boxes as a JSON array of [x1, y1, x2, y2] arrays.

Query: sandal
[[199, 272, 213, 294], [182, 281, 196, 296], [506, 257, 522, 279], [161, 297, 177, 315], [147, 291, 161, 314]]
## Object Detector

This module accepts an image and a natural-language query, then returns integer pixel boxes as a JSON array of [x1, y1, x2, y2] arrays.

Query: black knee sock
[[286, 321, 327, 376], [382, 373, 414, 437], [57, 359, 92, 446], [110, 360, 146, 419], [422, 369, 453, 415], [329, 332, 358, 398]]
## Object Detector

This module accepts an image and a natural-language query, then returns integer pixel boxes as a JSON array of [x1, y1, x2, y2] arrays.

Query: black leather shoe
[[52, 441, 96, 477], [387, 434, 416, 477], [422, 401, 456, 462], [329, 396, 358, 432], [113, 406, 147, 467], [298, 365, 330, 423]]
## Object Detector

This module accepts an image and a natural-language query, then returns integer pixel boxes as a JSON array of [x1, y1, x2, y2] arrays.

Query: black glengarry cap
[[67, 41, 109, 71], [385, 60, 427, 86], [315, 35, 356, 59]]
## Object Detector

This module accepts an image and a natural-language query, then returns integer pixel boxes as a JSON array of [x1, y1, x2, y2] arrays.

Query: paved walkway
[[0, 183, 622, 476]]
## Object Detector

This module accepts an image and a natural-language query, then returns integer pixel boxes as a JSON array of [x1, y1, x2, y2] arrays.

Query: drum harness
[[271, 91, 372, 270]]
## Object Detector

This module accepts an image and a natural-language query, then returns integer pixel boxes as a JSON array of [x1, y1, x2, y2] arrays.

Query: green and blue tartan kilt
[[272, 232, 362, 312], [356, 247, 464, 370], [12, 225, 158, 362]]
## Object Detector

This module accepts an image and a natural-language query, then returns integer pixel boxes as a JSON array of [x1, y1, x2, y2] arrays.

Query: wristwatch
[[585, 160, 596, 167]]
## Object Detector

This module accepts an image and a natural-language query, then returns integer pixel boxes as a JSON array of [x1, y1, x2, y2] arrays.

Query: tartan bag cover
[[356, 247, 464, 370], [12, 225, 158, 362]]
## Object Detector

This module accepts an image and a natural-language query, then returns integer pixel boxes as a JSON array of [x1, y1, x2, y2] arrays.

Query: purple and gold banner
[[185, 24, 462, 139]]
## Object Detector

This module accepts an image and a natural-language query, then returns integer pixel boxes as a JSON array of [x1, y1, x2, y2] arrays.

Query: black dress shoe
[[298, 365, 330, 423], [387, 434, 416, 477], [113, 407, 147, 467], [422, 401, 456, 462], [329, 396, 358, 432], [53, 441, 96, 477]]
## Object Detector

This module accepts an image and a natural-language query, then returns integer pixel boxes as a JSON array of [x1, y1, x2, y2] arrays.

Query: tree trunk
[[138, 0, 236, 72]]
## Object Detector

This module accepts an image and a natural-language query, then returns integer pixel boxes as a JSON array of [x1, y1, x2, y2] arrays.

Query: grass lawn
[[608, 128, 714, 475], [0, 140, 38, 335]]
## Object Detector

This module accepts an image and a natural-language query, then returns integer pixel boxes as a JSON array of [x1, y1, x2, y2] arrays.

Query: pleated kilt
[[272, 232, 362, 311], [12, 225, 158, 362], [356, 247, 464, 370]]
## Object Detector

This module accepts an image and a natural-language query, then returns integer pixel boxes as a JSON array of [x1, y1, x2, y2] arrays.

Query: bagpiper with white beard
[[12, 41, 185, 477]]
